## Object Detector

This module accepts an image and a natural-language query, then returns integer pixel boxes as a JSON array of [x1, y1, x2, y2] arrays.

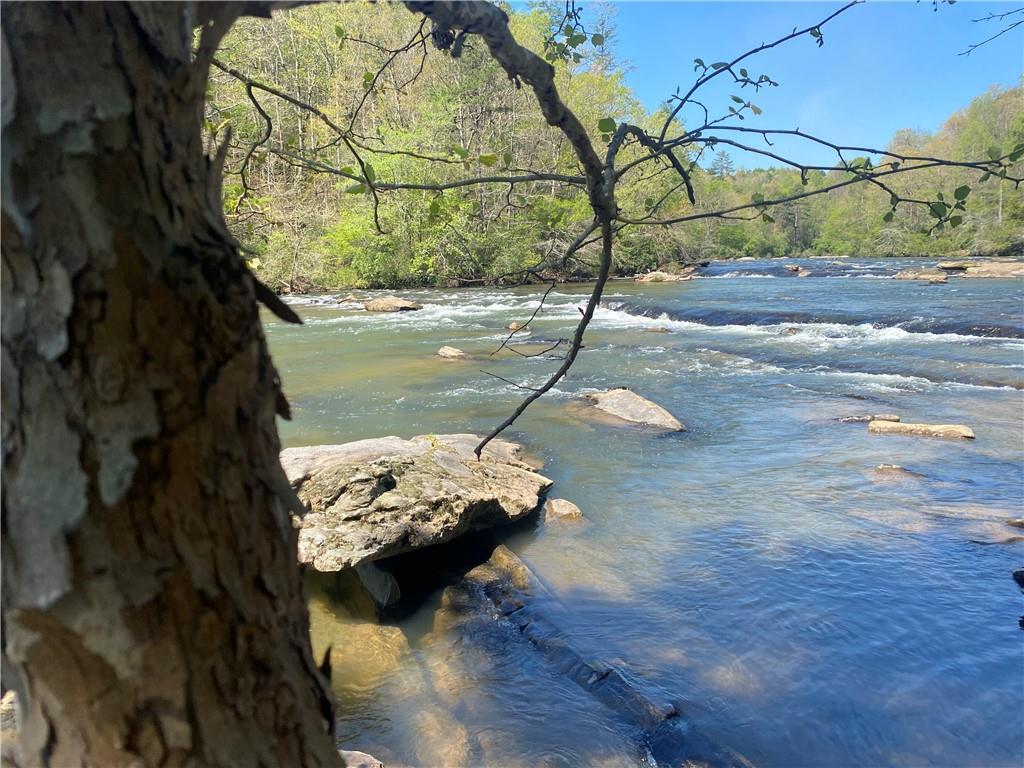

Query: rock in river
[[437, 345, 467, 359], [868, 421, 975, 439], [364, 296, 421, 312], [282, 434, 553, 571], [895, 268, 947, 282], [838, 413, 900, 423], [545, 498, 585, 523], [584, 388, 685, 431]]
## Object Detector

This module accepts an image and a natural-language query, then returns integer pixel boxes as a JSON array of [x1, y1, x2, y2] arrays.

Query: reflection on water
[[272, 258, 1024, 767]]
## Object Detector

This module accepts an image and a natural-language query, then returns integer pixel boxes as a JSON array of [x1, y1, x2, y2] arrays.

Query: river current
[[267, 257, 1023, 767]]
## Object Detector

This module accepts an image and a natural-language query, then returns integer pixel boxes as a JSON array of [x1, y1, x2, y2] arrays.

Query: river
[[267, 257, 1024, 767]]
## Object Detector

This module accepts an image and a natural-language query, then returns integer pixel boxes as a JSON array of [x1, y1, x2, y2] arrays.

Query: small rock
[[780, 327, 801, 336], [364, 296, 421, 312], [339, 750, 384, 768], [796, 268, 812, 277], [1007, 519, 1024, 529], [583, 388, 685, 431], [838, 414, 900, 424], [545, 498, 585, 523], [644, 326, 671, 333], [785, 264, 800, 273], [867, 421, 974, 439], [1014, 569, 1024, 590], [437, 346, 467, 359], [507, 321, 524, 331]]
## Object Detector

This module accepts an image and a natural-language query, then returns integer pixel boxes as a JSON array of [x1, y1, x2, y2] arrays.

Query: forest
[[206, 2, 1024, 291]]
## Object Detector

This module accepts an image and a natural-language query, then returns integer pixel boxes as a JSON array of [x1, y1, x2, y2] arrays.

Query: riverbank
[[272, 251, 1024, 295]]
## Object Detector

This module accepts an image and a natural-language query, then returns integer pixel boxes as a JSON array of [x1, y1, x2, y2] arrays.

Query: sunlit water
[[267, 257, 1024, 767]]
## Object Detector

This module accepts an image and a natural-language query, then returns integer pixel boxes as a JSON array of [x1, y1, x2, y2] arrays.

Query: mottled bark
[[1, 3, 340, 766]]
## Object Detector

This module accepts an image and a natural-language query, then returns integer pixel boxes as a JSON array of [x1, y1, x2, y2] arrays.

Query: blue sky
[[589, 1, 1023, 167]]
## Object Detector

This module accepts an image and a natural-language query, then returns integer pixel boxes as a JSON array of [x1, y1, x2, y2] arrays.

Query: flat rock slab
[[868, 421, 975, 439], [282, 434, 553, 571], [895, 268, 947, 282], [364, 296, 421, 312], [584, 388, 685, 431]]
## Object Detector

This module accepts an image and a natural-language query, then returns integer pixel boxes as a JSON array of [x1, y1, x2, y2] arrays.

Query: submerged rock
[[797, 268, 812, 277], [437, 345, 467, 359], [785, 264, 800, 273], [583, 388, 685, 431], [838, 413, 900, 423], [1014, 569, 1024, 590], [867, 421, 975, 439], [283, 434, 553, 571], [364, 296, 422, 312], [454, 545, 753, 768], [339, 750, 384, 768], [545, 498, 585, 523], [506, 321, 525, 331]]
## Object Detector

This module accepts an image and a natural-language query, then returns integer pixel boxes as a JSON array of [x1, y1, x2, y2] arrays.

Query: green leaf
[[693, 58, 706, 69], [591, 33, 605, 46], [597, 117, 616, 133], [334, 25, 344, 38], [949, 215, 962, 228], [428, 198, 441, 220], [341, 166, 355, 176], [363, 71, 374, 89], [954, 185, 971, 200], [451, 145, 469, 159], [503, 152, 513, 168], [739, 68, 748, 78], [979, 172, 991, 182], [890, 193, 900, 207], [711, 61, 729, 70], [928, 202, 947, 218], [363, 163, 376, 183], [761, 213, 774, 223], [882, 211, 894, 223], [479, 153, 498, 167], [986, 146, 1001, 160], [752, 192, 765, 205], [246, 257, 262, 270], [644, 197, 654, 209], [730, 95, 744, 104], [345, 183, 366, 194]]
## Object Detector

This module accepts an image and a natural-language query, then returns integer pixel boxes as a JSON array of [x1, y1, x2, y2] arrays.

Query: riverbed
[[268, 257, 1024, 767]]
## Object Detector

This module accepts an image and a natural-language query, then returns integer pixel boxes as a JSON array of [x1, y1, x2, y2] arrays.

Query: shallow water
[[268, 257, 1024, 767]]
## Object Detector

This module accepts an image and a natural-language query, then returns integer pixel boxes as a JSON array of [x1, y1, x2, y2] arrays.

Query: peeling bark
[[2, 3, 340, 766]]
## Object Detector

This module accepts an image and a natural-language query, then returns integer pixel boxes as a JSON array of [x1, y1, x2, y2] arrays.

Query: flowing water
[[268, 257, 1024, 767]]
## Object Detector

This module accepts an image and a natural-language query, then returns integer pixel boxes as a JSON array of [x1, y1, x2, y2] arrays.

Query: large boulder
[[282, 434, 553, 571], [363, 296, 422, 312], [583, 388, 685, 431], [867, 421, 975, 439]]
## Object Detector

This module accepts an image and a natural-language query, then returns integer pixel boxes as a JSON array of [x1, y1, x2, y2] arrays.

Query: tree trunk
[[1, 4, 341, 766]]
